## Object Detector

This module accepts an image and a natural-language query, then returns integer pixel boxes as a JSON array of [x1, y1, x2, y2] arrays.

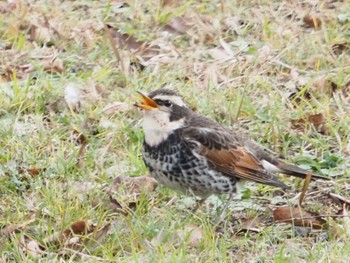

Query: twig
[[104, 24, 125, 73], [234, 82, 248, 122], [299, 171, 312, 206]]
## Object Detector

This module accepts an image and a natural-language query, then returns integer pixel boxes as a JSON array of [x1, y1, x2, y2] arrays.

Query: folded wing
[[181, 127, 289, 189]]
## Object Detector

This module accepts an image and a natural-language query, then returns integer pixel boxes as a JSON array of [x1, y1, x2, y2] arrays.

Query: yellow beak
[[134, 91, 159, 110]]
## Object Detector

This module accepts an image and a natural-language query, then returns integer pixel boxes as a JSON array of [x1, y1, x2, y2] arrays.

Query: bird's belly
[[143, 152, 188, 193], [143, 150, 238, 197]]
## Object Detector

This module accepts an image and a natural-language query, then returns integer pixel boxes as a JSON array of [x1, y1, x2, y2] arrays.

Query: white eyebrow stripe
[[152, 95, 187, 107]]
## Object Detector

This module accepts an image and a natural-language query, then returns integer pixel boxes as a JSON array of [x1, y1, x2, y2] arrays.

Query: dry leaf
[[341, 81, 350, 96], [308, 113, 324, 126], [43, 220, 92, 245], [312, 76, 338, 97], [303, 15, 322, 29], [308, 113, 329, 135], [63, 220, 90, 236], [5, 168, 44, 181], [328, 192, 350, 210], [41, 58, 64, 73], [64, 83, 82, 111], [0, 1, 17, 13], [0, 224, 19, 236], [22, 58, 64, 74], [89, 223, 111, 244], [109, 176, 158, 212], [20, 235, 46, 258], [207, 47, 232, 60], [332, 43, 350, 56], [72, 130, 88, 145], [102, 101, 130, 116], [273, 206, 325, 229], [290, 118, 306, 132], [181, 224, 204, 248], [107, 25, 159, 57], [160, 0, 180, 7], [71, 130, 88, 168], [18, 168, 42, 177], [111, 175, 158, 195], [291, 113, 328, 135], [288, 88, 312, 106], [29, 24, 52, 43], [164, 17, 191, 34], [0, 215, 36, 236], [237, 215, 264, 234], [152, 224, 204, 248]]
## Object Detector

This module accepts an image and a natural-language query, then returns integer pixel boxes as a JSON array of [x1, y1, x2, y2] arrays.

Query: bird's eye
[[154, 99, 172, 107], [163, 100, 172, 107]]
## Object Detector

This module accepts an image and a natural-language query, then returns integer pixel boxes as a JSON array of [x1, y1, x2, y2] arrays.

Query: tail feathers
[[276, 161, 329, 181]]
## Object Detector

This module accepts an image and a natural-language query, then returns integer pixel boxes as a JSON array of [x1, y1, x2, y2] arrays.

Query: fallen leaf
[[308, 113, 329, 135], [308, 113, 324, 125], [328, 192, 350, 210], [332, 43, 350, 56], [181, 224, 204, 248], [21, 57, 64, 74], [107, 25, 159, 57], [63, 220, 90, 236], [0, 214, 36, 236], [109, 176, 158, 212], [160, 0, 180, 7], [0, 224, 19, 236], [43, 220, 92, 245], [291, 113, 328, 135], [29, 24, 53, 44], [0, 0, 19, 13], [102, 101, 130, 116], [4, 168, 45, 182], [64, 83, 82, 111], [72, 130, 88, 145], [207, 47, 231, 61], [111, 175, 158, 195], [40, 58, 64, 73], [341, 81, 350, 96], [71, 130, 88, 168], [18, 168, 43, 177], [237, 215, 264, 234], [41, 58, 64, 73], [163, 17, 191, 34], [312, 76, 337, 96], [20, 235, 46, 258], [303, 15, 322, 29], [273, 206, 325, 229], [151, 224, 204, 248], [288, 87, 312, 106]]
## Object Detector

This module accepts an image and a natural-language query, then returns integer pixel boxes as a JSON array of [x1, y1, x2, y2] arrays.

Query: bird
[[134, 88, 328, 221]]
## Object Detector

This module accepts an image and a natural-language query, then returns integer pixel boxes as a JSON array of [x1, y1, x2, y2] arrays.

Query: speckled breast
[[142, 131, 238, 198]]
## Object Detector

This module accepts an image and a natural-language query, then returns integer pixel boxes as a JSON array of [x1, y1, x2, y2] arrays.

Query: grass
[[1, 0, 350, 262]]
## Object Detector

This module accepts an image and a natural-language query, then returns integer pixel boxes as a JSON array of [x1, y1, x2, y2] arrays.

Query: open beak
[[134, 91, 159, 110]]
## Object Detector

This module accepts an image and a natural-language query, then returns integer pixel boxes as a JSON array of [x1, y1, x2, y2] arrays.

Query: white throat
[[142, 110, 185, 147]]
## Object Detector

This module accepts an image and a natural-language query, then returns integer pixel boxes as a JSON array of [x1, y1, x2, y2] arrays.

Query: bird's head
[[134, 89, 190, 146]]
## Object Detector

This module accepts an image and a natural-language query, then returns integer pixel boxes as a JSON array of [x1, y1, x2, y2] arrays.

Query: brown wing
[[181, 127, 289, 189]]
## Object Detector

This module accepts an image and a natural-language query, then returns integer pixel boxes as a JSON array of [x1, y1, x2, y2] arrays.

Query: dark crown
[[148, 89, 183, 99]]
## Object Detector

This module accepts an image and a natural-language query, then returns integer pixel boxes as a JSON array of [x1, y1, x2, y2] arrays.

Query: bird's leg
[[215, 194, 234, 224]]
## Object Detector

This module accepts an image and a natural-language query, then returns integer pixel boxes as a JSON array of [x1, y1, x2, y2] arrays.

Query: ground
[[0, 0, 350, 262]]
